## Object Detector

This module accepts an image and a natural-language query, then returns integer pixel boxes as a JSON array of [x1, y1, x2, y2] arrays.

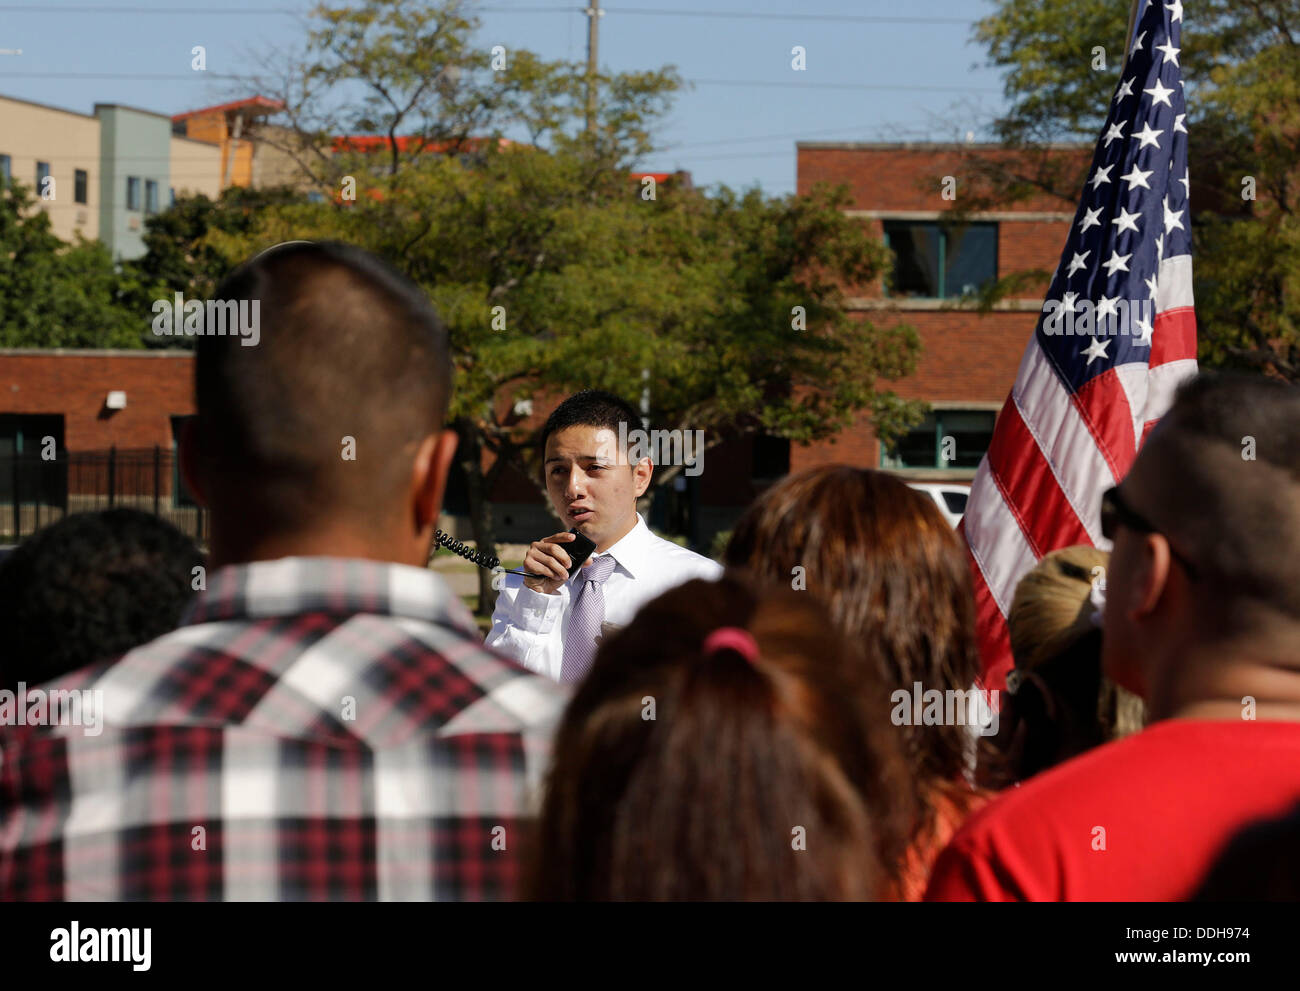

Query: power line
[[0, 71, 994, 94], [600, 8, 971, 24], [0, 3, 973, 22], [691, 79, 998, 94]]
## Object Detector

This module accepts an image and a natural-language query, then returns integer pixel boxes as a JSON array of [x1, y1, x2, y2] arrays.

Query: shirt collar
[[180, 556, 479, 636], [570, 512, 655, 583]]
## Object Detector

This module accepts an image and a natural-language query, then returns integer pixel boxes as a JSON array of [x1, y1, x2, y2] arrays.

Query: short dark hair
[[1144, 371, 1300, 618], [196, 241, 452, 530], [0, 509, 203, 690], [537, 389, 642, 461]]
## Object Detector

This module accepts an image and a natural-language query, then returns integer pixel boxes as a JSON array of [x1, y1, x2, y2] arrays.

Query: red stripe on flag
[[984, 397, 1092, 558], [1151, 306, 1197, 366], [1072, 367, 1137, 480], [967, 546, 1014, 693]]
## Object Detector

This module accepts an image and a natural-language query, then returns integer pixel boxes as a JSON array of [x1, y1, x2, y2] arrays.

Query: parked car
[[907, 482, 970, 528]]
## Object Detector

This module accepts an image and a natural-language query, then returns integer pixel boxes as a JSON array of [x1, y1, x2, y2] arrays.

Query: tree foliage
[[0, 181, 141, 348], [970, 0, 1300, 380]]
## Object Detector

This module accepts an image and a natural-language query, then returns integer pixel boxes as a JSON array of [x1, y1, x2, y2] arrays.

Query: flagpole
[[1120, 0, 1143, 73]]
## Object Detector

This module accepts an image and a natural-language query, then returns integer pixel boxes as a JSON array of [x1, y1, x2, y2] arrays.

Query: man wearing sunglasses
[[928, 372, 1300, 901]]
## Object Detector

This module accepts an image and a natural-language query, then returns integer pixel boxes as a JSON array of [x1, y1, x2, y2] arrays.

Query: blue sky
[[0, 0, 1008, 196]]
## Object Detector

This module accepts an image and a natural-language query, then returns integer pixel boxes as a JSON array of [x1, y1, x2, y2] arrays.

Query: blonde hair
[[1009, 545, 1108, 674], [1008, 546, 1144, 740]]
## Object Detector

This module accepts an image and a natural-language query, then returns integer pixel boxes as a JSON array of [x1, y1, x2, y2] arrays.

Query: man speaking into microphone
[[487, 390, 722, 683]]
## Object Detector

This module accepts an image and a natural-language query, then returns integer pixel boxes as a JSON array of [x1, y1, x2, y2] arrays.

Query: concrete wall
[[96, 104, 172, 261], [0, 95, 101, 241], [169, 136, 221, 201]]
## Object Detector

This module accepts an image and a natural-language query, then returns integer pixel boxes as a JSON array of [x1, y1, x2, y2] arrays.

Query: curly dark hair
[[0, 509, 204, 690]]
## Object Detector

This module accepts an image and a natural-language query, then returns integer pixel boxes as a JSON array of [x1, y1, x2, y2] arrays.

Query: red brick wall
[[0, 351, 195, 451], [790, 309, 1032, 473], [791, 144, 1082, 471], [796, 144, 1090, 213]]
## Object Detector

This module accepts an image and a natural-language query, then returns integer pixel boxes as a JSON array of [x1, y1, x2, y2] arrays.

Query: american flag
[[962, 0, 1198, 692]]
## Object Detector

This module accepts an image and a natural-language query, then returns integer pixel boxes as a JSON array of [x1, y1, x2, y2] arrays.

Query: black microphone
[[435, 526, 598, 581]]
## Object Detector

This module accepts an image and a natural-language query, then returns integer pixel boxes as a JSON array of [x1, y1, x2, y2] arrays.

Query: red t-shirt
[[925, 719, 1300, 901]]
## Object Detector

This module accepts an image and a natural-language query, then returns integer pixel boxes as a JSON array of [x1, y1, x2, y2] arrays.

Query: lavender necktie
[[559, 554, 617, 684]]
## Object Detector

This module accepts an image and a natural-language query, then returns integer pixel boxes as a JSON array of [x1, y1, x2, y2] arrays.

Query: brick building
[[792, 142, 1090, 479], [1, 142, 1087, 549]]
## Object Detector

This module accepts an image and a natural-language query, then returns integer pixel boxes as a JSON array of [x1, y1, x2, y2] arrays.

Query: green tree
[[965, 0, 1300, 380], [0, 181, 141, 348], [123, 185, 306, 344], [211, 143, 921, 614], [206, 0, 921, 612]]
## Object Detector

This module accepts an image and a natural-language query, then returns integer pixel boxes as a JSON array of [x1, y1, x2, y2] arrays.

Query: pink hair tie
[[702, 627, 759, 663]]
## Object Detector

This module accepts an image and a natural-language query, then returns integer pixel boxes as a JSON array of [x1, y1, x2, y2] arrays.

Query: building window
[[752, 434, 790, 482], [170, 416, 199, 508], [881, 409, 996, 470], [145, 179, 159, 215], [75, 169, 88, 204], [36, 161, 50, 196], [883, 221, 998, 299], [127, 176, 141, 211], [169, 187, 177, 207], [0, 154, 10, 186], [0, 414, 67, 509]]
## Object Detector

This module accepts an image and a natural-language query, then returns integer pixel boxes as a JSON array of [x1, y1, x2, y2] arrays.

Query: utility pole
[[585, 1, 603, 132]]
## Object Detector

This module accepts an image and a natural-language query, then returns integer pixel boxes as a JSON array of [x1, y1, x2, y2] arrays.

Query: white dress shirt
[[486, 513, 724, 681]]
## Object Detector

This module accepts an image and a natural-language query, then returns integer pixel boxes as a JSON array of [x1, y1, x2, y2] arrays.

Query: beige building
[[169, 134, 222, 200], [0, 93, 227, 259], [0, 95, 102, 242]]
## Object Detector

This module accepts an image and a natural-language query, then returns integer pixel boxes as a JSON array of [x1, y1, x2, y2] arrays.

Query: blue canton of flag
[[1038, 0, 1191, 390]]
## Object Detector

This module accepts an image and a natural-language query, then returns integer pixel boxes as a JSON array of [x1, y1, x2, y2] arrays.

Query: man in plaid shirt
[[0, 243, 569, 900]]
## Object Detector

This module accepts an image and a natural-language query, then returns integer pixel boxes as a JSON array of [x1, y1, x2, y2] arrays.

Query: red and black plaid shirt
[[0, 556, 569, 901]]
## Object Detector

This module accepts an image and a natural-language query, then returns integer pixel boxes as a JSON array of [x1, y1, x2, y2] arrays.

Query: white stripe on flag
[[1012, 342, 1118, 546], [1114, 362, 1151, 450], [1143, 357, 1200, 425], [962, 457, 1039, 617], [1157, 254, 1194, 313]]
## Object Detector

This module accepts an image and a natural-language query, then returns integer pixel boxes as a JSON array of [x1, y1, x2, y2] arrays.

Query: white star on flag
[[1144, 79, 1175, 108], [1090, 164, 1114, 189], [1103, 122, 1127, 147], [1134, 121, 1164, 149], [1114, 77, 1135, 103], [1096, 295, 1120, 320], [1163, 197, 1185, 233], [1082, 336, 1110, 364], [1165, 0, 1183, 22], [1067, 250, 1091, 277], [1155, 40, 1180, 66], [1079, 206, 1103, 232], [1102, 251, 1132, 276], [1112, 208, 1141, 234], [1130, 30, 1146, 55], [1120, 166, 1153, 191], [1133, 314, 1155, 346]]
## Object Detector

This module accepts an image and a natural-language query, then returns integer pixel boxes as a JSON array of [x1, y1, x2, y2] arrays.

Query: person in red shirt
[[926, 372, 1300, 901]]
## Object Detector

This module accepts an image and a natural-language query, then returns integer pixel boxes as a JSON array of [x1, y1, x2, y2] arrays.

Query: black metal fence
[[0, 447, 206, 545]]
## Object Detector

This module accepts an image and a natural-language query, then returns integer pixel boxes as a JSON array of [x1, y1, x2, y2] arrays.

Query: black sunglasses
[[1100, 486, 1200, 580]]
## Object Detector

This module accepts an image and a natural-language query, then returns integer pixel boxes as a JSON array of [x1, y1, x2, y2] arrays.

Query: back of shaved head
[[196, 242, 452, 532], [1133, 372, 1300, 621]]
